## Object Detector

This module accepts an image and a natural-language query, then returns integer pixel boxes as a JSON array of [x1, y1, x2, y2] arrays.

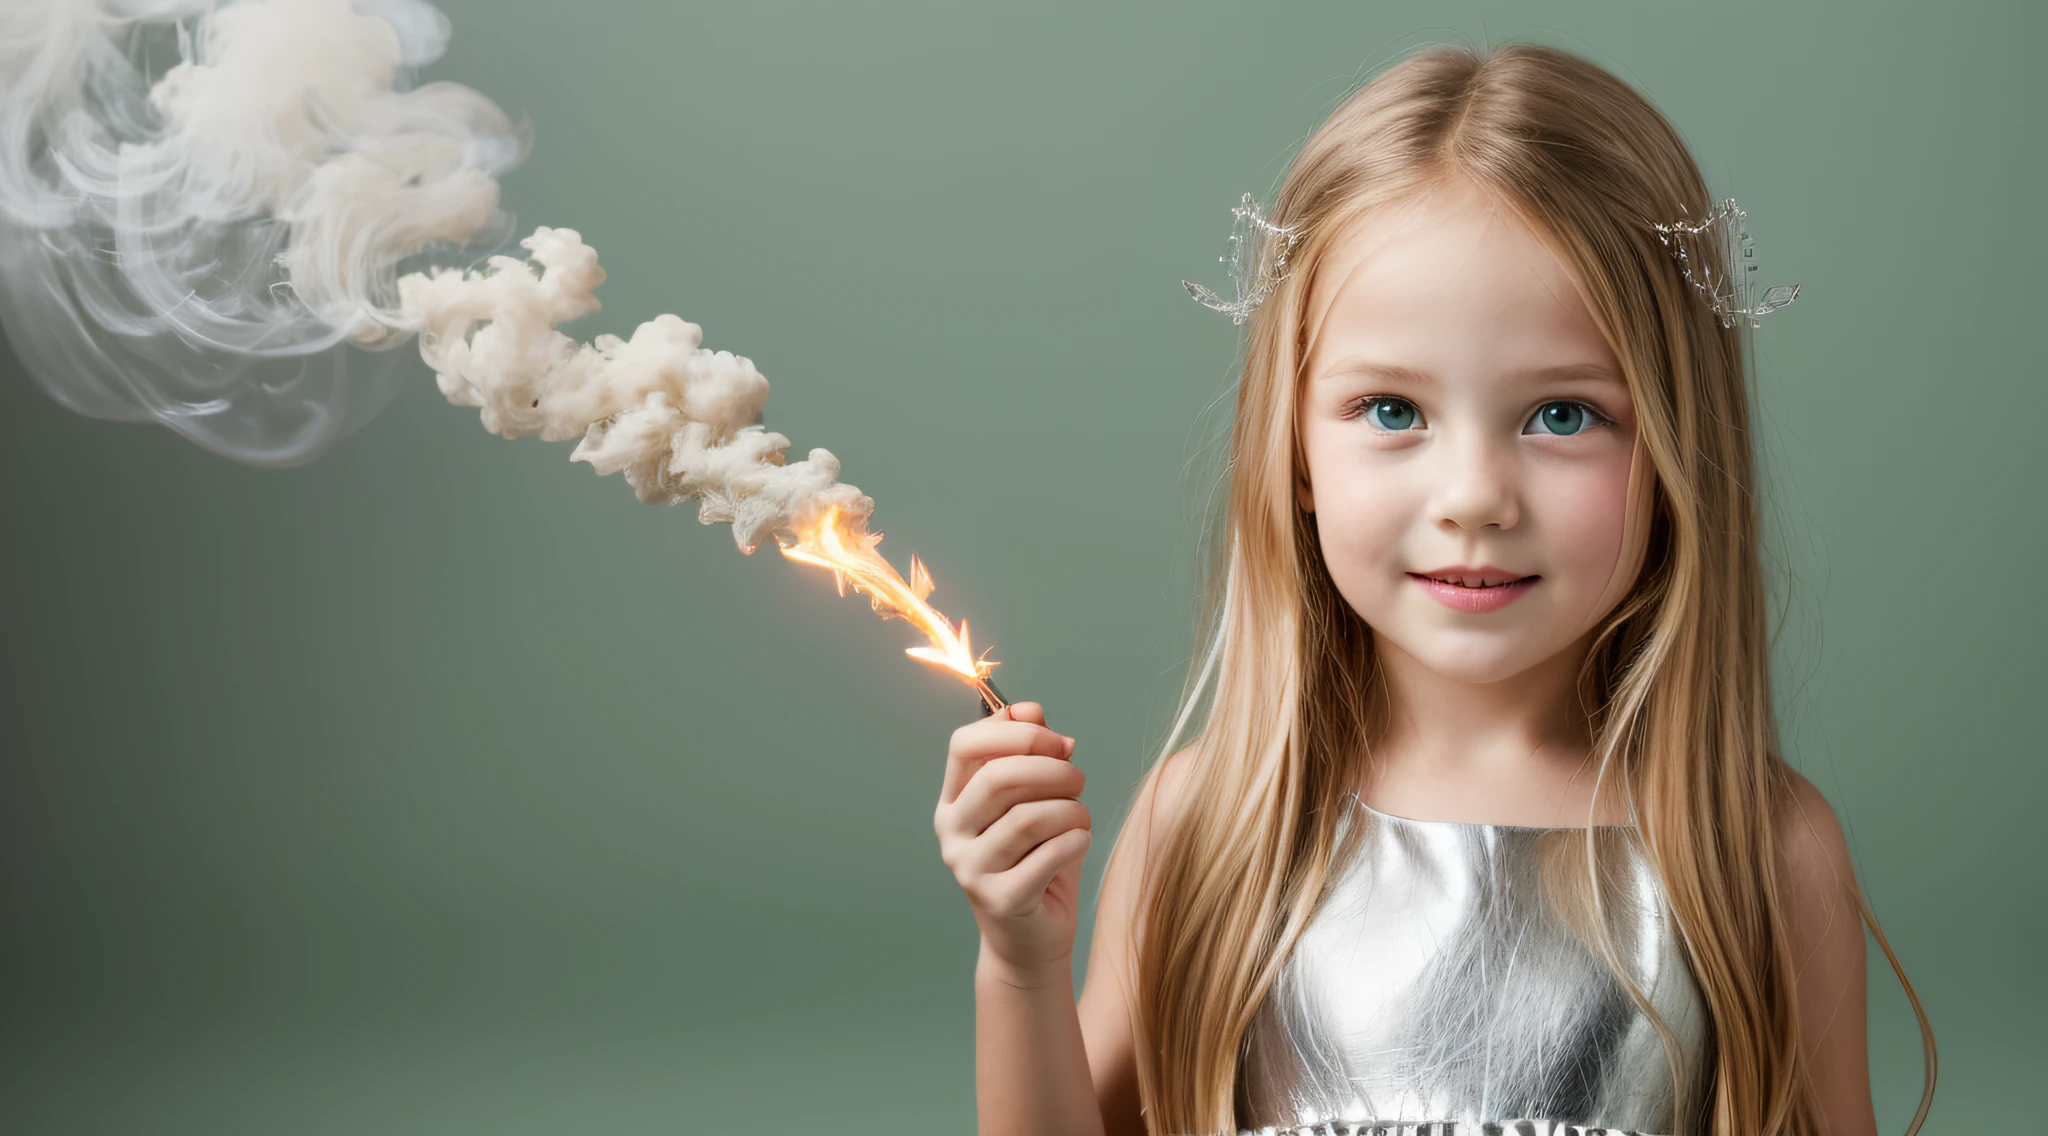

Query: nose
[[1431, 431, 1520, 532]]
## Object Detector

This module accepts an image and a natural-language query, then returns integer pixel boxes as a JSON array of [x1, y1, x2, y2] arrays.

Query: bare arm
[[1075, 747, 1194, 1135], [935, 703, 1101, 1136], [974, 939, 1103, 1136], [1778, 772, 1877, 1136], [936, 705, 1191, 1136]]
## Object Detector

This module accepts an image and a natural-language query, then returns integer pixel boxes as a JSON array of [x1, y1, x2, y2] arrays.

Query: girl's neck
[[1362, 631, 1626, 827]]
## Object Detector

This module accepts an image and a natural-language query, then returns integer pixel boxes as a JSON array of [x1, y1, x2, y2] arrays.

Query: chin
[[1388, 632, 1552, 686]]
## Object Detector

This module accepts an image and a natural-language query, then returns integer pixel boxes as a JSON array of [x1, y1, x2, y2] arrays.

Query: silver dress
[[1236, 795, 1709, 1136]]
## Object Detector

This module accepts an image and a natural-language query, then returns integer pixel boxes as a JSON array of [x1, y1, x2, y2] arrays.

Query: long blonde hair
[[1121, 42, 1935, 1136]]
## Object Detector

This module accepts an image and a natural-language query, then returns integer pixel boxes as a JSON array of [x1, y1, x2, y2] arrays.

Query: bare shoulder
[[1773, 774, 1879, 1132], [1128, 744, 1199, 845], [1075, 744, 1200, 1136], [1092, 744, 1198, 907], [1775, 768, 1859, 907], [1773, 767, 1867, 999]]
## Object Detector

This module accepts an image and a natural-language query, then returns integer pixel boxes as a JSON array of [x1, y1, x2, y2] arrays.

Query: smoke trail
[[0, 0, 517, 462], [400, 226, 870, 551], [0, 0, 871, 548]]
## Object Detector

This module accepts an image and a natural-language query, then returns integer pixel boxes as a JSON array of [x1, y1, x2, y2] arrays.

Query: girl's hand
[[934, 702, 1091, 984]]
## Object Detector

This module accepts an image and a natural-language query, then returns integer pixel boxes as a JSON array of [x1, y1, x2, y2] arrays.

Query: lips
[[1407, 567, 1539, 614]]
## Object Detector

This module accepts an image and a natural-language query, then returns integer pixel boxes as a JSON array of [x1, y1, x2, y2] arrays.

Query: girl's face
[[1297, 179, 1651, 685]]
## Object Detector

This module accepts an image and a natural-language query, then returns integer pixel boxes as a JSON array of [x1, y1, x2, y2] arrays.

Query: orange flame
[[778, 504, 1001, 701]]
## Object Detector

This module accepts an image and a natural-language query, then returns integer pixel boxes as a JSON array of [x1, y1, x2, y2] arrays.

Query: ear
[[1294, 462, 1316, 512]]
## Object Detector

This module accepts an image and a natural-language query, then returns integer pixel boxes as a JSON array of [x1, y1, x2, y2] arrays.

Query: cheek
[[1300, 429, 1423, 599], [1530, 449, 1637, 603]]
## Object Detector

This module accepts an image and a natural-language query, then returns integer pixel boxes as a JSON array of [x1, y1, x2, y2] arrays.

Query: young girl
[[930, 42, 1933, 1136]]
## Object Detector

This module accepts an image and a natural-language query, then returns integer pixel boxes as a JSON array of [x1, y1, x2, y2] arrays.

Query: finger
[[960, 797, 1092, 876], [938, 754, 1085, 847], [944, 755, 1087, 838], [1011, 703, 1076, 757], [942, 760, 1088, 850], [998, 704, 1082, 763], [941, 724, 1072, 807], [941, 721, 1074, 803], [949, 720, 1070, 762], [985, 828, 1093, 916]]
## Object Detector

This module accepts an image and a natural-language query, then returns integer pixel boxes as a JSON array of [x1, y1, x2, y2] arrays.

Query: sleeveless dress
[[1235, 793, 1710, 1136]]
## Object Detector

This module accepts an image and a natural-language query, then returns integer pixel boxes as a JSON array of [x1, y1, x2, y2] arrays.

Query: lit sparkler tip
[[909, 556, 933, 602], [777, 504, 1001, 698]]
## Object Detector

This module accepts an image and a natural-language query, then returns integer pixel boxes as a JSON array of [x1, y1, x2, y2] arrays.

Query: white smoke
[[400, 226, 869, 550], [0, 0, 870, 548]]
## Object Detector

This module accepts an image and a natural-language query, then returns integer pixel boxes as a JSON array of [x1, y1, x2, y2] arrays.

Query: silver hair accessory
[[1183, 192, 1299, 325], [1652, 197, 1801, 328]]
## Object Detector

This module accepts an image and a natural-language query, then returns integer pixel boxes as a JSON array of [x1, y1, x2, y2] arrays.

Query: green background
[[3, 1, 2039, 1131]]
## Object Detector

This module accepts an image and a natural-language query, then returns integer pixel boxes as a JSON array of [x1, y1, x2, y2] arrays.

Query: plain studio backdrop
[[1, 2, 2039, 1132]]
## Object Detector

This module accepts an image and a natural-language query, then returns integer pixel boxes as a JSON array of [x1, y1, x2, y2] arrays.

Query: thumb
[[1006, 700, 1047, 728]]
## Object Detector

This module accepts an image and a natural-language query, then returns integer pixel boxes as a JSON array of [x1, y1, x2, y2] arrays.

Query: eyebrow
[[1312, 359, 1625, 385]]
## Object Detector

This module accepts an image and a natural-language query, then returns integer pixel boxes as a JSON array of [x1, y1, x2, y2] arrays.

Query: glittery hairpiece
[[1182, 192, 1299, 325], [1651, 197, 1800, 329]]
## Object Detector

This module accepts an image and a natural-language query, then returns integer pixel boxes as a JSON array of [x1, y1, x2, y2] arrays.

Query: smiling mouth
[[1407, 572, 1537, 588], [1407, 571, 1541, 613]]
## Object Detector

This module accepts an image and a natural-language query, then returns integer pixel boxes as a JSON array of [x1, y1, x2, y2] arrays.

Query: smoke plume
[[0, 0, 871, 547]]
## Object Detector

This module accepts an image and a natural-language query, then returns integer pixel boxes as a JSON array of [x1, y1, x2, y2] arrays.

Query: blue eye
[[1362, 397, 1421, 431], [1525, 401, 1600, 436]]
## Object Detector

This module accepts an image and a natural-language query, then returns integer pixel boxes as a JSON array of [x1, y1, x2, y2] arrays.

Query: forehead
[[1304, 179, 1619, 381]]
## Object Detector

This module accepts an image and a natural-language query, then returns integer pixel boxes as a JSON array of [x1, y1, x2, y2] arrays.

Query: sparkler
[[779, 504, 1008, 716], [0, 0, 1019, 719]]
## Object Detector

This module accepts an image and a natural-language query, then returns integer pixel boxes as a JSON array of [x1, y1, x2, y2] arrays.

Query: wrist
[[976, 937, 1073, 991]]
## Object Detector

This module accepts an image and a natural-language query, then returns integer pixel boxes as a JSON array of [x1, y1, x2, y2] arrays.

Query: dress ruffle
[[1236, 1121, 1667, 1136]]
